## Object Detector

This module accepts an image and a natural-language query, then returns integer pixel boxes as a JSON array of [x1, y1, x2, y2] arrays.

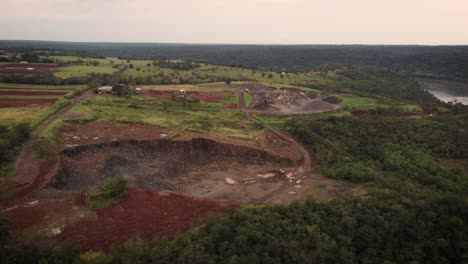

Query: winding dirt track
[[236, 89, 317, 202], [1, 91, 92, 203]]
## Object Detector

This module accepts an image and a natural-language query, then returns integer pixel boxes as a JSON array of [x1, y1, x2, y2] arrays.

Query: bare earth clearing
[[222, 83, 341, 114], [0, 84, 364, 251]]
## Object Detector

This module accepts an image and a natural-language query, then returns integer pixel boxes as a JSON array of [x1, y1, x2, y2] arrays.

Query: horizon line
[[1, 39, 467, 47]]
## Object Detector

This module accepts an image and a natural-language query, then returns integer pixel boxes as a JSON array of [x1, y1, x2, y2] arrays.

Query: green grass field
[[54, 65, 119, 78], [0, 108, 46, 127], [243, 92, 253, 107], [253, 114, 289, 129], [339, 94, 422, 112], [70, 96, 259, 138]]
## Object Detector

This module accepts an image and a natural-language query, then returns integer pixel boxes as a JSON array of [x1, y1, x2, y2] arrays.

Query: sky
[[1, 0, 468, 45]]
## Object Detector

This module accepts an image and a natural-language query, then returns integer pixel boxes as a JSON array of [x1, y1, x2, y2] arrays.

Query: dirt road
[[236, 89, 319, 202], [1, 91, 93, 201]]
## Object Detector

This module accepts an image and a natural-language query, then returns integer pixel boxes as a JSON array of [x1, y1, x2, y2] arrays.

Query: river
[[417, 79, 468, 105]]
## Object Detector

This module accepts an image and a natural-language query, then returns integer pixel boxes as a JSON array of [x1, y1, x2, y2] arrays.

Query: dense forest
[[313, 65, 437, 103], [1, 41, 468, 80], [0, 124, 31, 177]]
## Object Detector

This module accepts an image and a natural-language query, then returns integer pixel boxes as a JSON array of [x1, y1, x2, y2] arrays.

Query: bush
[[88, 177, 128, 211]]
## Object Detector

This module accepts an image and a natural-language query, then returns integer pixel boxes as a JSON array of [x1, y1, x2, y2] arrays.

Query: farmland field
[[0, 83, 83, 108], [54, 65, 118, 78]]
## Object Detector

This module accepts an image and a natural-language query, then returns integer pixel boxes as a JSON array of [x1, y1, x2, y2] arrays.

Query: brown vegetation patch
[[256, 130, 302, 161], [145, 90, 232, 103], [0, 90, 68, 96], [0, 99, 57, 108], [420, 105, 440, 115], [0, 63, 60, 75], [226, 103, 238, 109], [59, 121, 257, 149], [0, 86, 72, 91], [351, 109, 417, 117]]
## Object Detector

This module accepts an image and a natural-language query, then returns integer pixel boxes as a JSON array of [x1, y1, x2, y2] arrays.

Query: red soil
[[279, 87, 302, 92], [0, 63, 60, 75], [1, 160, 57, 207], [226, 103, 238, 109], [0, 86, 71, 91], [59, 121, 258, 148], [0, 91, 68, 96], [2, 205, 47, 229], [256, 130, 302, 162], [146, 90, 172, 100], [0, 99, 57, 108], [420, 105, 440, 115], [61, 187, 236, 251]]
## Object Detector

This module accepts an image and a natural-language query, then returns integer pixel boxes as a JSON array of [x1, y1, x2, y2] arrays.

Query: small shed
[[97, 86, 113, 94]]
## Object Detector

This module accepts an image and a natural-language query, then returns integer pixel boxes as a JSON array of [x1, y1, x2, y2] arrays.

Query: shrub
[[88, 177, 128, 211]]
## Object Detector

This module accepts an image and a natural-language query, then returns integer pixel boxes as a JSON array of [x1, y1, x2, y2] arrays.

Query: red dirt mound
[[0, 99, 57, 108], [61, 187, 235, 251], [0, 91, 67, 96], [0, 63, 60, 75]]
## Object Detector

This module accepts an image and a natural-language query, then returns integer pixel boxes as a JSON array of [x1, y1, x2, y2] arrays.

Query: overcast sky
[[1, 0, 467, 45]]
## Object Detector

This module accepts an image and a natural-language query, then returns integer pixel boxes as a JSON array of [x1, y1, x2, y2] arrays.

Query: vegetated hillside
[[326, 65, 437, 103], [1, 41, 468, 80], [0, 60, 437, 105]]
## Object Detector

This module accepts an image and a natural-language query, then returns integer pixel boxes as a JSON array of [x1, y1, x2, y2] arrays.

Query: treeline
[[0, 71, 237, 87], [0, 73, 103, 86], [0, 52, 55, 63], [121, 71, 246, 86], [332, 65, 437, 103], [0, 123, 31, 177], [288, 113, 468, 193], [151, 60, 201, 70], [1, 41, 467, 80]]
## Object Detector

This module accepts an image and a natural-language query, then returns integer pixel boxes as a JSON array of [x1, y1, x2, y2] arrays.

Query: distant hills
[[1, 40, 468, 81]]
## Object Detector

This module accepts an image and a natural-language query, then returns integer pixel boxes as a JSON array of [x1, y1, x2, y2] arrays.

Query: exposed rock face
[[51, 138, 292, 190]]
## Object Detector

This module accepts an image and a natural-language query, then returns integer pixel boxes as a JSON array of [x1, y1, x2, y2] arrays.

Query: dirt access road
[[1, 91, 93, 202], [236, 89, 318, 202]]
